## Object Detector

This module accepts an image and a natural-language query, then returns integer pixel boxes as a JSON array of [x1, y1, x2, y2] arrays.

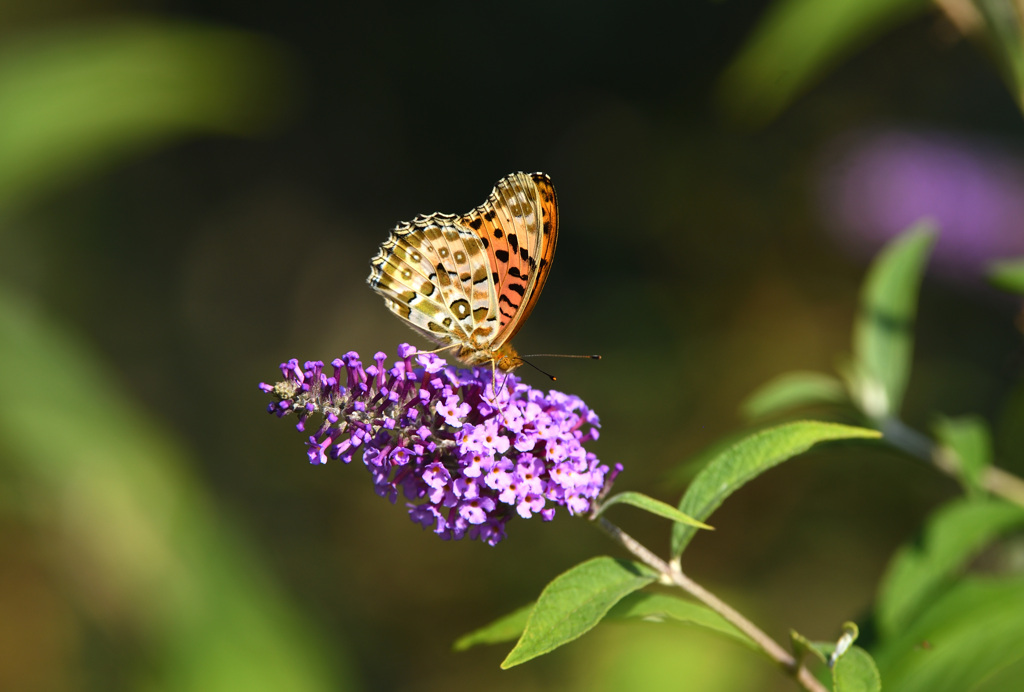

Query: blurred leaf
[[741, 371, 848, 420], [832, 646, 882, 692], [851, 222, 936, 419], [974, 0, 1024, 114], [501, 557, 657, 668], [933, 414, 993, 494], [671, 421, 881, 558], [0, 19, 293, 213], [989, 256, 1024, 293], [454, 603, 534, 650], [873, 575, 1024, 692], [716, 0, 931, 126], [596, 491, 713, 529], [876, 496, 1024, 638], [0, 289, 346, 691], [972, 655, 1024, 691], [607, 593, 751, 647]]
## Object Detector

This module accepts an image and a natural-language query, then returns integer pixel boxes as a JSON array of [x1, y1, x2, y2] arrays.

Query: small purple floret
[[259, 343, 611, 545]]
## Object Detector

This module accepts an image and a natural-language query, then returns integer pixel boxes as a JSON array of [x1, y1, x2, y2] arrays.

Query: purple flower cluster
[[259, 344, 617, 546]]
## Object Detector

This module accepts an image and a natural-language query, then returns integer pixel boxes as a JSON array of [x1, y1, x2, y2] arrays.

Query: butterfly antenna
[[521, 354, 602, 380], [520, 354, 601, 381], [523, 354, 602, 361], [520, 358, 558, 382]]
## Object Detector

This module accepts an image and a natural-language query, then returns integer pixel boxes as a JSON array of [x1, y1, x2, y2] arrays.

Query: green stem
[[595, 517, 828, 692], [882, 417, 1024, 507]]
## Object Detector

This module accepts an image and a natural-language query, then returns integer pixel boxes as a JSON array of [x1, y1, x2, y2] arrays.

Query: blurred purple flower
[[259, 344, 617, 546], [819, 130, 1024, 277]]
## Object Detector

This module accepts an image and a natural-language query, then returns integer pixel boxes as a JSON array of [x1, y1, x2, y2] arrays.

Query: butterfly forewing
[[368, 172, 558, 369], [507, 172, 558, 342], [459, 172, 558, 346]]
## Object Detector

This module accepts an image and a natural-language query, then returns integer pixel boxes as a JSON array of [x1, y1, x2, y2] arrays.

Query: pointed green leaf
[[454, 603, 534, 651], [501, 557, 657, 668], [607, 593, 751, 647], [874, 575, 1024, 692], [456, 590, 749, 653], [852, 222, 936, 419], [876, 497, 1024, 638], [933, 415, 993, 493], [671, 421, 881, 557], [597, 491, 713, 530], [742, 371, 848, 420], [989, 257, 1024, 294], [716, 0, 931, 127], [832, 646, 882, 692]]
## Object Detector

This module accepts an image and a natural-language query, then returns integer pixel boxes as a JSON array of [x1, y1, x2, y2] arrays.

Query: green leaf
[[607, 592, 751, 648], [876, 497, 1024, 638], [933, 415, 993, 494], [501, 557, 657, 668], [456, 591, 749, 654], [989, 257, 1024, 294], [671, 421, 881, 558], [597, 491, 713, 530], [0, 19, 293, 212], [454, 603, 534, 651], [873, 575, 1024, 692], [741, 371, 848, 420], [832, 646, 882, 692], [716, 0, 931, 127], [852, 222, 937, 419]]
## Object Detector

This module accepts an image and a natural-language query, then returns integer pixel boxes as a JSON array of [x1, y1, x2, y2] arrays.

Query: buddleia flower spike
[[259, 345, 618, 545]]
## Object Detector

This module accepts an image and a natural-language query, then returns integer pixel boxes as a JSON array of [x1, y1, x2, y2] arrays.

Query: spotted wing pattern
[[367, 172, 558, 368]]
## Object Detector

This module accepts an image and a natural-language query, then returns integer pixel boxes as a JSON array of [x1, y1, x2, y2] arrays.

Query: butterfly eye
[[454, 251, 466, 263], [410, 250, 422, 262], [438, 247, 449, 258]]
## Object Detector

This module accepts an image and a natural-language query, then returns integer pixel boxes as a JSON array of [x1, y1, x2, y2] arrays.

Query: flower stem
[[882, 417, 1024, 507], [595, 517, 828, 692]]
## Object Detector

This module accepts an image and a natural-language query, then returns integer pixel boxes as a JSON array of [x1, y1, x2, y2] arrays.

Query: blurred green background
[[1, 1, 1023, 691]]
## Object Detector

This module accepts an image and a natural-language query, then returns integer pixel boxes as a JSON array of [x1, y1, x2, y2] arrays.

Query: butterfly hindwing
[[368, 215, 499, 347]]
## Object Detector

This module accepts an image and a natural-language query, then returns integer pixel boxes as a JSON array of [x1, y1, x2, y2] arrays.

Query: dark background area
[[2, 2, 1023, 690]]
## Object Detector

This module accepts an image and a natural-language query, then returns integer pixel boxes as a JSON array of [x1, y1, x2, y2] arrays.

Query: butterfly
[[367, 172, 558, 373]]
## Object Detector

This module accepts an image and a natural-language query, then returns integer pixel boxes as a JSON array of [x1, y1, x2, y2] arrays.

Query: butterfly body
[[368, 172, 558, 372]]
